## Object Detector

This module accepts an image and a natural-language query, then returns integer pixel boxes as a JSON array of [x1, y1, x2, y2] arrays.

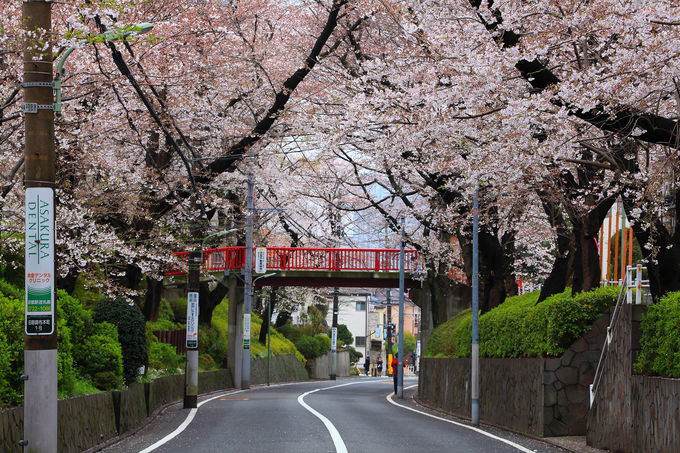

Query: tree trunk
[[143, 277, 163, 322], [570, 221, 601, 294], [198, 280, 229, 325], [258, 287, 278, 344]]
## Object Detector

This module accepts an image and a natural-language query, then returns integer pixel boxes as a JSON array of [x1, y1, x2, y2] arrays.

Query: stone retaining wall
[[306, 351, 350, 379], [419, 312, 609, 436], [0, 355, 306, 453]]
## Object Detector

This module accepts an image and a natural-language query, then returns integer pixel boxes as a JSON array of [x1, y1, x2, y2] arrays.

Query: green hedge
[[427, 286, 619, 358], [634, 292, 680, 377]]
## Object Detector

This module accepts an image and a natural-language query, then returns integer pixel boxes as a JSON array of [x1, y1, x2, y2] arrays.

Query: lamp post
[[21, 12, 152, 450]]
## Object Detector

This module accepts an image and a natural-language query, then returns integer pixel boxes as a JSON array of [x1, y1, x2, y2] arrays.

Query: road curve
[[101, 377, 568, 453]]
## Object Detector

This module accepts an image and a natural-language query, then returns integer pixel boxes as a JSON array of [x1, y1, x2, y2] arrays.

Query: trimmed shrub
[[634, 292, 680, 377], [93, 297, 147, 385], [148, 342, 183, 375], [0, 292, 24, 407], [429, 286, 618, 358], [77, 323, 123, 390], [199, 354, 216, 370]]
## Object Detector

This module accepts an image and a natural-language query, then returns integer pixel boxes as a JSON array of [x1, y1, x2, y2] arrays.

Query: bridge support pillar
[[227, 274, 244, 387]]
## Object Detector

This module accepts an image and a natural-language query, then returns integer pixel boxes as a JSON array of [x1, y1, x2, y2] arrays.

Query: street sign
[[255, 247, 267, 273], [186, 292, 199, 348], [331, 327, 337, 351], [243, 313, 251, 349], [375, 326, 381, 339], [25, 188, 54, 335]]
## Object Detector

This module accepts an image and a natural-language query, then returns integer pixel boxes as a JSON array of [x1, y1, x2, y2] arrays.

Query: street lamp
[[53, 22, 154, 116], [202, 228, 238, 249]]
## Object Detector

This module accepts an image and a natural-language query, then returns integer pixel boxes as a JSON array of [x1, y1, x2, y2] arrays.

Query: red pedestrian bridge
[[165, 246, 421, 289]]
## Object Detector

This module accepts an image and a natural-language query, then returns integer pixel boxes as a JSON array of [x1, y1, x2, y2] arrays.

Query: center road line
[[296, 381, 372, 453], [387, 384, 534, 453]]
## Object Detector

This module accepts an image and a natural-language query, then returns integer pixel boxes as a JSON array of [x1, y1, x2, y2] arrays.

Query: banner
[[25, 188, 54, 335]]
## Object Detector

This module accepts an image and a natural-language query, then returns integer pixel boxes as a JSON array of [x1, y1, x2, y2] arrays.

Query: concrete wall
[[306, 350, 350, 379], [0, 357, 305, 453], [587, 305, 680, 452], [419, 312, 609, 437]]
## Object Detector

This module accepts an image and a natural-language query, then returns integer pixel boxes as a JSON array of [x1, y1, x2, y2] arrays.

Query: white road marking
[[138, 389, 245, 453], [297, 382, 366, 453], [387, 384, 535, 453]]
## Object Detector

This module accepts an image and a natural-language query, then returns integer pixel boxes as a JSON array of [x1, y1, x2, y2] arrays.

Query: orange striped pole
[[606, 210, 613, 281], [628, 227, 633, 267], [613, 211, 620, 281]]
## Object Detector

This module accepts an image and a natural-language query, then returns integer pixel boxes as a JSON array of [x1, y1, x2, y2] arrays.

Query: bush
[[428, 286, 618, 358], [77, 323, 123, 390], [93, 372, 121, 391], [148, 342, 183, 375], [93, 297, 147, 385], [199, 354, 216, 370], [634, 292, 680, 377], [0, 292, 24, 407]]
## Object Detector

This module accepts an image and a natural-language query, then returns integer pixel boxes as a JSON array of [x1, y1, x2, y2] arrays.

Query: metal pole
[[365, 294, 369, 365], [330, 288, 339, 380], [23, 1, 57, 450], [184, 250, 201, 408], [241, 159, 254, 389], [397, 218, 405, 398], [471, 187, 480, 425], [267, 293, 271, 386], [386, 290, 392, 375]]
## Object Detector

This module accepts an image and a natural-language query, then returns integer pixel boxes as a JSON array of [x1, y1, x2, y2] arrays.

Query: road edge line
[[386, 385, 534, 453], [137, 389, 245, 453]]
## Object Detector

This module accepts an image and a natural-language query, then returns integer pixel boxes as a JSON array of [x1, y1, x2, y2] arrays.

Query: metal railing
[[589, 265, 651, 407], [165, 246, 419, 276]]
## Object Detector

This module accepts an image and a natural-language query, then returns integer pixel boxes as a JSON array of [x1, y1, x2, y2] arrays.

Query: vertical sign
[[186, 291, 199, 348], [243, 313, 251, 349], [255, 247, 267, 274], [331, 327, 337, 351], [416, 340, 421, 357], [25, 188, 54, 335], [375, 326, 381, 339]]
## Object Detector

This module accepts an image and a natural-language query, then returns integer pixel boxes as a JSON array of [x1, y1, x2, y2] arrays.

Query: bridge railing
[[165, 247, 418, 276]]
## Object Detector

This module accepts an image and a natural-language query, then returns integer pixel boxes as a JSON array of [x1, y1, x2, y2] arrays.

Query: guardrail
[[165, 247, 419, 276]]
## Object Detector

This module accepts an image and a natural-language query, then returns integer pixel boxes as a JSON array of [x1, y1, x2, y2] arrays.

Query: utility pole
[[184, 250, 201, 408], [397, 217, 405, 398], [471, 187, 480, 425], [23, 0, 57, 451], [330, 287, 339, 380], [241, 157, 254, 389]]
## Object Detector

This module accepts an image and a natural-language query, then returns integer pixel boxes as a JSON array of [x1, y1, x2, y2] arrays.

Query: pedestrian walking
[[392, 353, 399, 394], [364, 355, 371, 376], [376, 356, 383, 376]]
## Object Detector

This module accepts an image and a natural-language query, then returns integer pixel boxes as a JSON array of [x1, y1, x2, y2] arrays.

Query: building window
[[355, 336, 366, 347], [356, 300, 366, 311]]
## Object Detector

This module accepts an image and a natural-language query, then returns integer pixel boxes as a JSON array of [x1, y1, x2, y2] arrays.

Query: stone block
[[543, 371, 557, 385], [571, 338, 588, 353], [561, 349, 575, 366], [578, 362, 595, 387], [565, 384, 589, 404], [58, 392, 117, 453], [544, 385, 557, 407], [557, 388, 569, 406], [556, 366, 578, 385]]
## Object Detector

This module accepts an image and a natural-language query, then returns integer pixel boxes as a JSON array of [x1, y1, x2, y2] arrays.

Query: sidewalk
[[543, 437, 607, 453]]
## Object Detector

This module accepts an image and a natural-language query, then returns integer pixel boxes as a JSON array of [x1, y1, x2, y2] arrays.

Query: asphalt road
[[100, 377, 569, 453]]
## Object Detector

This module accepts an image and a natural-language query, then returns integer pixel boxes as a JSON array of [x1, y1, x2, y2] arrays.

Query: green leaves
[[635, 292, 680, 377], [428, 286, 618, 358]]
